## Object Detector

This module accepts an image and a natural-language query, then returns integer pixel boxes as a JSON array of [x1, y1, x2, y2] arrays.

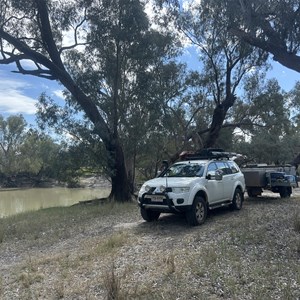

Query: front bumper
[[139, 192, 190, 213]]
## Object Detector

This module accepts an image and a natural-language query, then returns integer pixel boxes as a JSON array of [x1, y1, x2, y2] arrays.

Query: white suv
[[138, 150, 245, 226]]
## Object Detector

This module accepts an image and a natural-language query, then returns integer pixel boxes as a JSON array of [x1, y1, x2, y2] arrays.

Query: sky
[[0, 46, 299, 128], [0, 63, 64, 127]]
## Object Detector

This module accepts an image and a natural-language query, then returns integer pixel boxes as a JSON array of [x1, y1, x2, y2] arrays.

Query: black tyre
[[232, 188, 243, 210], [186, 196, 207, 226], [279, 187, 292, 198], [140, 207, 160, 222], [247, 188, 256, 198]]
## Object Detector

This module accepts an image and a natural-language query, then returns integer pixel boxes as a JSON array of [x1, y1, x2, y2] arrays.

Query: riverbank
[[0, 196, 300, 299], [0, 174, 111, 189]]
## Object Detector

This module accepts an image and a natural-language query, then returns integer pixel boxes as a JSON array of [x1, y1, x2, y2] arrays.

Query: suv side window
[[215, 161, 232, 175], [227, 161, 239, 174], [207, 162, 217, 177]]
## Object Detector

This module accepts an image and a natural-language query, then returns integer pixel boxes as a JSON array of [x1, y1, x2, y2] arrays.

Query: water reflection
[[0, 187, 111, 218]]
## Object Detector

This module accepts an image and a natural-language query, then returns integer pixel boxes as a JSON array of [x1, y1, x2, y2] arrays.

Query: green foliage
[[226, 0, 300, 56], [34, 0, 187, 186], [231, 78, 299, 164], [0, 114, 79, 185], [0, 114, 27, 174], [20, 130, 61, 175], [173, 0, 269, 148], [180, 0, 268, 102]]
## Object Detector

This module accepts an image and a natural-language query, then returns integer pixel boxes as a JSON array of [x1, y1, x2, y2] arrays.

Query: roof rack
[[179, 148, 237, 161]]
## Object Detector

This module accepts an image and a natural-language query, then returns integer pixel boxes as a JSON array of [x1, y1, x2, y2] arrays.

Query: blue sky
[[0, 49, 299, 127], [0, 63, 63, 127]]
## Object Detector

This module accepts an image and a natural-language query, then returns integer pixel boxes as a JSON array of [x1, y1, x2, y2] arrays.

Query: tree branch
[[59, 8, 89, 54], [230, 27, 300, 73], [34, 0, 65, 71]]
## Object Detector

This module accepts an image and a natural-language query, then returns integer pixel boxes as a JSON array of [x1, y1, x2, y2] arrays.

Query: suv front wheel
[[186, 196, 207, 226], [141, 207, 160, 222]]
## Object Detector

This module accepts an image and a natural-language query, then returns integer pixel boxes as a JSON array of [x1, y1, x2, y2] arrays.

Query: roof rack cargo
[[179, 148, 237, 161]]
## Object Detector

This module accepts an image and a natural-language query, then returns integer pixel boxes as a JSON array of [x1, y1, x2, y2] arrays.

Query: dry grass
[[103, 262, 123, 300], [0, 196, 300, 299], [96, 231, 130, 255], [293, 210, 300, 233]]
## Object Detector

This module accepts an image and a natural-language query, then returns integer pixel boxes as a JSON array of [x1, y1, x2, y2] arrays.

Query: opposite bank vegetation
[[0, 195, 300, 299]]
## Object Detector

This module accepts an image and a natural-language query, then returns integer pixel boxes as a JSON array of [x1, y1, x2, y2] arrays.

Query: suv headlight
[[172, 187, 190, 194], [158, 185, 166, 193], [139, 184, 150, 195]]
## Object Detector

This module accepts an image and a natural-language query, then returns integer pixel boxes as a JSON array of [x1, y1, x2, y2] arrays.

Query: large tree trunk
[[204, 94, 236, 148], [126, 150, 136, 194], [108, 139, 131, 202]]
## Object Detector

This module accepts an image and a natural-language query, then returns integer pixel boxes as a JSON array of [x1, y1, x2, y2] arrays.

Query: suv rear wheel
[[231, 188, 243, 210], [186, 196, 207, 226], [141, 207, 160, 222]]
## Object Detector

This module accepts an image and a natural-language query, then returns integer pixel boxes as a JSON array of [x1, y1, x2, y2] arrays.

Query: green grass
[[0, 201, 136, 245]]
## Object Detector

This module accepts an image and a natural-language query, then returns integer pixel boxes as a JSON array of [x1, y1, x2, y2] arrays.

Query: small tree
[[0, 114, 27, 174], [232, 79, 295, 164], [20, 129, 62, 178]]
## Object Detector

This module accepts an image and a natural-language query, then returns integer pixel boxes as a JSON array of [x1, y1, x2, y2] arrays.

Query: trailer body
[[242, 165, 298, 198]]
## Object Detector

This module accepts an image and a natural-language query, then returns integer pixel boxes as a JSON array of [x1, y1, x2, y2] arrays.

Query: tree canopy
[[0, 0, 181, 200], [225, 0, 300, 73], [1, 0, 300, 193]]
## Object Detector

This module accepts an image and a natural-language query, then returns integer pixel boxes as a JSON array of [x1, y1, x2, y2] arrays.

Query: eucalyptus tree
[[0, 0, 177, 201], [176, 0, 267, 148]]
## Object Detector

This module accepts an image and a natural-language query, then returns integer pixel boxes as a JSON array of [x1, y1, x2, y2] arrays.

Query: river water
[[0, 187, 111, 218]]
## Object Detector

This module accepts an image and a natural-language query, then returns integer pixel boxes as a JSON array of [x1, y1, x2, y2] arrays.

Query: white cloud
[[20, 59, 37, 70], [53, 89, 64, 99], [0, 78, 37, 115], [182, 0, 202, 10]]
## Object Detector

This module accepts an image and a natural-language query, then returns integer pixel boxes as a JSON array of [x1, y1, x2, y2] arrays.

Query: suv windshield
[[163, 163, 205, 178]]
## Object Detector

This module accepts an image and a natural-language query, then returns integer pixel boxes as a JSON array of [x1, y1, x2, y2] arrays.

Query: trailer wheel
[[247, 187, 262, 198], [247, 188, 256, 198], [279, 187, 292, 198]]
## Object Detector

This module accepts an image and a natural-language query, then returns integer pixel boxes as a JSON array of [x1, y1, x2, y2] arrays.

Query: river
[[0, 187, 111, 218]]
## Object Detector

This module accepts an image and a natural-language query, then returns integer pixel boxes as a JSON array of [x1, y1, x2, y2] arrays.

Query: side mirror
[[157, 160, 169, 177], [162, 160, 169, 170], [206, 174, 212, 180], [215, 169, 223, 181]]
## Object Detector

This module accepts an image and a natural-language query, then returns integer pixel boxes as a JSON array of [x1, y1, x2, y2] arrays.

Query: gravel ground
[[0, 189, 300, 299]]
